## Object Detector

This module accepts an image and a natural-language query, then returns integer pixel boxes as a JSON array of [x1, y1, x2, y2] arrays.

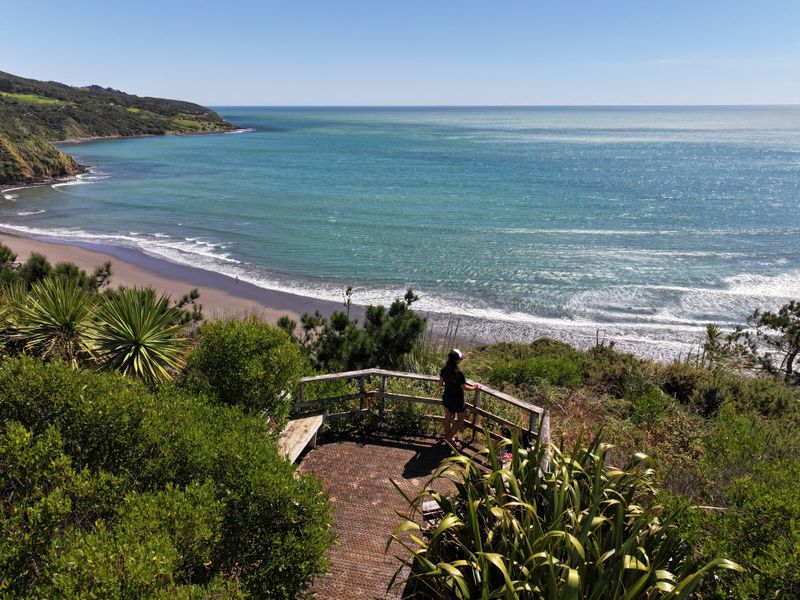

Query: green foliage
[[0, 357, 334, 598], [0, 243, 111, 292], [296, 288, 426, 371], [42, 482, 227, 599], [0, 69, 234, 184], [628, 386, 671, 426], [0, 242, 16, 268], [185, 317, 306, 424], [1, 249, 198, 383], [19, 251, 52, 286], [704, 300, 800, 383], [0, 422, 122, 597], [661, 403, 800, 599], [391, 432, 741, 598], [11, 276, 96, 365], [490, 355, 583, 389], [92, 287, 188, 384]]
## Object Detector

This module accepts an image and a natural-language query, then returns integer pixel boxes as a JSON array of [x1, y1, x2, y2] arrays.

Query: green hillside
[[0, 71, 235, 185]]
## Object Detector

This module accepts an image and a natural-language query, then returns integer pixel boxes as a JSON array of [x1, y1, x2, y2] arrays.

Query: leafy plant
[[0, 357, 334, 599], [92, 287, 187, 384], [295, 288, 426, 371], [12, 276, 96, 365], [390, 431, 742, 599], [184, 316, 305, 424]]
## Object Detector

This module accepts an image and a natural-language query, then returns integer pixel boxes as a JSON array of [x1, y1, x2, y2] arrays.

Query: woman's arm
[[461, 382, 480, 391]]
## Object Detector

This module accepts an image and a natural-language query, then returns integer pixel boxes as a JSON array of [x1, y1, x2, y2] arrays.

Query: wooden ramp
[[278, 415, 323, 462]]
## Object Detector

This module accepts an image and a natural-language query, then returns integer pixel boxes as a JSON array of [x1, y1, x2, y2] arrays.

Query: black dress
[[440, 365, 467, 413]]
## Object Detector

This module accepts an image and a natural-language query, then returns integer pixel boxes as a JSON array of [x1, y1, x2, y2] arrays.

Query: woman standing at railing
[[439, 349, 479, 447]]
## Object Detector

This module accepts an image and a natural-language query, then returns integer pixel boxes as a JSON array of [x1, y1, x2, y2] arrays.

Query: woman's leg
[[443, 409, 454, 441], [453, 411, 466, 442]]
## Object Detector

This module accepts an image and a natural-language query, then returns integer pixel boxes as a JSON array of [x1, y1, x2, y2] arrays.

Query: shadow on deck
[[299, 432, 475, 599]]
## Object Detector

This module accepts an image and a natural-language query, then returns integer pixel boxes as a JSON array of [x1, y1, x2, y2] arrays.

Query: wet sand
[[0, 232, 353, 324]]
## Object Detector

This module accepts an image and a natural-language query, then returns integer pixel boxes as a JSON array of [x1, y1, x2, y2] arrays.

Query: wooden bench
[[277, 415, 324, 462]]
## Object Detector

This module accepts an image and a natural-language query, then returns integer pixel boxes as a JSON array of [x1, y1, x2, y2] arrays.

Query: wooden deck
[[300, 433, 464, 599]]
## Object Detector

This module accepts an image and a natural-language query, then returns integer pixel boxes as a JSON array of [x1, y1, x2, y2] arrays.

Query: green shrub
[[43, 482, 226, 598], [295, 288, 426, 371], [0, 357, 334, 599], [0, 422, 122, 597], [664, 403, 800, 599], [490, 355, 583, 388], [659, 362, 732, 417], [391, 433, 741, 597], [583, 345, 650, 397], [660, 361, 712, 405], [185, 317, 305, 425], [92, 287, 188, 385], [728, 376, 799, 416], [628, 386, 671, 426]]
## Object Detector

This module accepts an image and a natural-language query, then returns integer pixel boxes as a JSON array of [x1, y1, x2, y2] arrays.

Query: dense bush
[[185, 317, 306, 425], [291, 288, 426, 371], [1, 254, 197, 383], [490, 354, 583, 388], [668, 404, 800, 599], [391, 433, 740, 598], [0, 357, 333, 598], [458, 336, 800, 600]]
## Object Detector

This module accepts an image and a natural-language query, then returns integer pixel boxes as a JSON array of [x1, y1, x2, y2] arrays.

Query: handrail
[[297, 368, 549, 442]]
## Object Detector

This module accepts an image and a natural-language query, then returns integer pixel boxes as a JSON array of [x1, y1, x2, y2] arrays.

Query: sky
[[1, 0, 799, 106]]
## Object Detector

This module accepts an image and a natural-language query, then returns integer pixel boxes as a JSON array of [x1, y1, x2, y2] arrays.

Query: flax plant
[[390, 431, 741, 599]]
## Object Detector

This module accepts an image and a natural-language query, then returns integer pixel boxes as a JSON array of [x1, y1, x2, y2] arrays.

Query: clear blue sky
[[2, 0, 798, 106]]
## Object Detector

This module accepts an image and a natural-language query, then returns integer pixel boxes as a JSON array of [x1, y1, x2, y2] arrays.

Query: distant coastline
[[4, 105, 799, 363], [0, 69, 237, 186]]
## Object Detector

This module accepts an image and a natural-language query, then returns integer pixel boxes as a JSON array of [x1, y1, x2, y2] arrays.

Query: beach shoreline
[[0, 231, 353, 326], [0, 230, 700, 362]]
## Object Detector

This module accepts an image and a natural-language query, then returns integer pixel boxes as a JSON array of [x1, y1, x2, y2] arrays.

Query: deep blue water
[[2, 106, 799, 356]]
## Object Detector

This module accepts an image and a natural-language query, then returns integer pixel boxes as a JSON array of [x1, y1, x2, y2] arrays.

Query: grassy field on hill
[[0, 70, 234, 185]]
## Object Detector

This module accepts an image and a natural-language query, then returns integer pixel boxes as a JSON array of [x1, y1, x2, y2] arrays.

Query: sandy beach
[[0, 232, 350, 324]]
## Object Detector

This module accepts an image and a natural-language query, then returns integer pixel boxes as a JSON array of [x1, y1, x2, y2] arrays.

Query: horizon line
[[206, 103, 800, 109]]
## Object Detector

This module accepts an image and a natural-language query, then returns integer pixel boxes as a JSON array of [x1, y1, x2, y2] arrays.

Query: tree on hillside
[[283, 288, 426, 372], [705, 300, 800, 383]]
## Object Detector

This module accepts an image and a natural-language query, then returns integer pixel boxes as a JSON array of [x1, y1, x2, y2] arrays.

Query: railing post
[[541, 412, 550, 444], [471, 388, 481, 441], [299, 381, 305, 411], [359, 376, 366, 413], [528, 410, 536, 436], [380, 376, 387, 413]]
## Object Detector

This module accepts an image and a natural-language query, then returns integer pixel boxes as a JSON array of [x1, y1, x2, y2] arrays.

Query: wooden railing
[[296, 368, 549, 443]]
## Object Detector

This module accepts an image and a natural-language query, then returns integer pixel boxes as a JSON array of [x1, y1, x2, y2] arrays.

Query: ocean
[[2, 106, 799, 358]]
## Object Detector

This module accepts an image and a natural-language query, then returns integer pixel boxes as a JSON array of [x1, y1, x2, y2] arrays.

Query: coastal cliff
[[0, 70, 234, 185]]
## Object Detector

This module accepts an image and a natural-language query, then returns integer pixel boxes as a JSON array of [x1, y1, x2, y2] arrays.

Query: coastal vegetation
[[392, 433, 741, 598], [385, 337, 800, 598], [0, 70, 234, 185], [1, 243, 799, 598], [0, 247, 332, 598]]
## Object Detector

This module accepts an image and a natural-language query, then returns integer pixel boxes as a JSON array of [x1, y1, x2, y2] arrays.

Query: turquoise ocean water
[[2, 107, 799, 357]]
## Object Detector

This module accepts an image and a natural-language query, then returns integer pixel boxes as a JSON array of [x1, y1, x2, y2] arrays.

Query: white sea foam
[[723, 270, 800, 298], [16, 209, 46, 216], [0, 219, 794, 361], [3, 193, 19, 200], [0, 223, 240, 268], [52, 180, 90, 188], [225, 128, 256, 134]]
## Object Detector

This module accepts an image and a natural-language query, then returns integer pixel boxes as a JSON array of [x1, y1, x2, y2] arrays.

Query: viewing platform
[[282, 368, 548, 599]]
